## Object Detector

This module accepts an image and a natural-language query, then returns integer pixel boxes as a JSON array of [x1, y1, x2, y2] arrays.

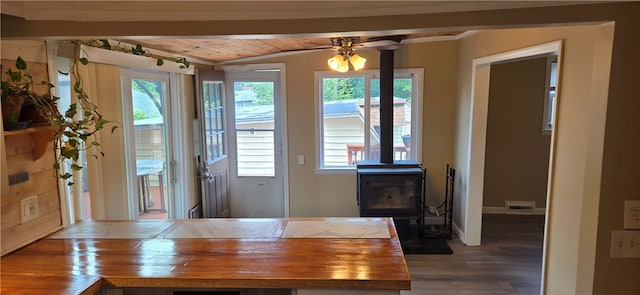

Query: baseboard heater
[[504, 201, 536, 214]]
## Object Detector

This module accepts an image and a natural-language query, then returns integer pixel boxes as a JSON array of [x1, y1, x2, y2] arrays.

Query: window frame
[[201, 81, 227, 163], [542, 56, 558, 135], [314, 68, 423, 173]]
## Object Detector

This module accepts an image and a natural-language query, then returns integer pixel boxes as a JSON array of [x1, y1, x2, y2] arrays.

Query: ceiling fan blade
[[355, 39, 401, 49], [279, 47, 332, 55], [356, 35, 407, 49], [309, 44, 337, 50]]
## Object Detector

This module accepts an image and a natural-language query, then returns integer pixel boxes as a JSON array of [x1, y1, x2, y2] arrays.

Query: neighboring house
[[234, 105, 276, 176], [132, 89, 164, 161], [132, 89, 161, 119], [323, 99, 368, 166], [132, 90, 165, 188], [234, 90, 256, 107], [236, 98, 410, 168]]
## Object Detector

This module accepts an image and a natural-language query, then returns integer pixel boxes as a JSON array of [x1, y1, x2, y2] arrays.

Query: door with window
[[122, 70, 173, 219], [225, 69, 285, 217], [197, 69, 230, 218]]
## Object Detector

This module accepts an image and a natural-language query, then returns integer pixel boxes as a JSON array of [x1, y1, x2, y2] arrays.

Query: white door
[[196, 69, 230, 218], [225, 68, 285, 217], [121, 70, 174, 219]]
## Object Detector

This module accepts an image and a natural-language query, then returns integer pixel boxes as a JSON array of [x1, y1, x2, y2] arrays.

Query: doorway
[[464, 41, 563, 294], [481, 55, 556, 295], [464, 41, 562, 245], [482, 56, 555, 214], [121, 69, 174, 219], [223, 65, 289, 217]]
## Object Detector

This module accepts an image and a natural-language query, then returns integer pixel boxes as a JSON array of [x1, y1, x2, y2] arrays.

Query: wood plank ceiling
[[120, 32, 462, 64]]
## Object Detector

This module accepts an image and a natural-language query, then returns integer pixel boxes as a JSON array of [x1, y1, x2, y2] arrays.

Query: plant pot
[[20, 99, 56, 126], [2, 94, 27, 129]]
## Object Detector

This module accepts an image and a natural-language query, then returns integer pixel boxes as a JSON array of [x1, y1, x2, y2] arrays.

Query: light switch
[[297, 155, 305, 165]]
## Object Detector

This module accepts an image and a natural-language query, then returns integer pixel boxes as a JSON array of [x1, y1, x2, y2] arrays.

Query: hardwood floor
[[403, 214, 545, 295]]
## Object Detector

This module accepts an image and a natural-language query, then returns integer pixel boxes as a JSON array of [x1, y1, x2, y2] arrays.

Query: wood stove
[[356, 160, 424, 218], [356, 160, 425, 240], [355, 42, 426, 240]]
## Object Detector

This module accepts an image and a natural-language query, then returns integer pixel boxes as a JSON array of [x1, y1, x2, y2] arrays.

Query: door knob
[[202, 172, 215, 180]]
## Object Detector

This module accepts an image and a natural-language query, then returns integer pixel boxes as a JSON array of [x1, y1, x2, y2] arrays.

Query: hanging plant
[[50, 38, 190, 186], [1, 57, 55, 130], [80, 39, 191, 69], [11, 38, 189, 186], [52, 44, 118, 186], [2, 52, 117, 186]]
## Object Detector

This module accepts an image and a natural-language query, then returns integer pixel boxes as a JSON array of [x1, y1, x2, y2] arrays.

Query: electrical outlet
[[624, 200, 640, 230], [610, 230, 640, 258], [19, 195, 39, 224]]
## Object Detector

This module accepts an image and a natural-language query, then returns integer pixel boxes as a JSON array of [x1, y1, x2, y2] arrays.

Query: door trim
[[465, 40, 562, 245], [169, 72, 195, 219], [466, 40, 562, 293], [221, 63, 289, 217]]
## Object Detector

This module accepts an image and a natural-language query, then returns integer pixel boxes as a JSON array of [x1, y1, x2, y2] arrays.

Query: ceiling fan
[[308, 35, 406, 52], [319, 35, 406, 72]]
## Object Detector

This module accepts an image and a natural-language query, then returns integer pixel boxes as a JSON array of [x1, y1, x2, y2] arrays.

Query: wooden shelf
[[4, 126, 55, 160]]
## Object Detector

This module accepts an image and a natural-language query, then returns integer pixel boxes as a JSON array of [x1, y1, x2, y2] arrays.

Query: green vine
[[53, 44, 118, 186], [2, 50, 118, 186], [54, 38, 191, 186], [80, 39, 191, 69]]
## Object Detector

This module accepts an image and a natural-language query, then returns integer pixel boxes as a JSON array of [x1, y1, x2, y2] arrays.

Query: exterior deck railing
[[347, 144, 409, 165]]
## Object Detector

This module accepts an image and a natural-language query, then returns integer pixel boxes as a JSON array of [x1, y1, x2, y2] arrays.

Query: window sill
[[313, 167, 357, 175]]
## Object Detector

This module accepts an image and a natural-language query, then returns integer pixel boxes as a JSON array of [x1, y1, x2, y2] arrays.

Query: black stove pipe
[[379, 49, 394, 164]]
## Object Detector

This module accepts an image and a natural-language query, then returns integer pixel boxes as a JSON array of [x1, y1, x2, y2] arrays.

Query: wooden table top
[[0, 218, 411, 294]]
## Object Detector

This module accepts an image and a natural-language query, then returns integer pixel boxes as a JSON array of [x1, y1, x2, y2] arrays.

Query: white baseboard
[[483, 206, 546, 215]]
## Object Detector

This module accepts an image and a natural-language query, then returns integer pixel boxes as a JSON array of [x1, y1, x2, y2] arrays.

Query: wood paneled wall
[[1, 58, 62, 256]]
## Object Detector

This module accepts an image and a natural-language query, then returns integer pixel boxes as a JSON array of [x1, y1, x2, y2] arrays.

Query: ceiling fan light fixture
[[349, 53, 366, 71], [328, 54, 349, 73], [327, 37, 364, 73], [327, 54, 343, 70]]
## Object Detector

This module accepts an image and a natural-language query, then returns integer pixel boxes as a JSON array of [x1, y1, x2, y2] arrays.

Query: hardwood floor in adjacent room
[[403, 214, 545, 295]]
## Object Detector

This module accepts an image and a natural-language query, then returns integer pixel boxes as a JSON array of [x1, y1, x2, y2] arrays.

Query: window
[[316, 69, 422, 170], [232, 80, 276, 177], [542, 56, 558, 133], [202, 81, 226, 162]]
